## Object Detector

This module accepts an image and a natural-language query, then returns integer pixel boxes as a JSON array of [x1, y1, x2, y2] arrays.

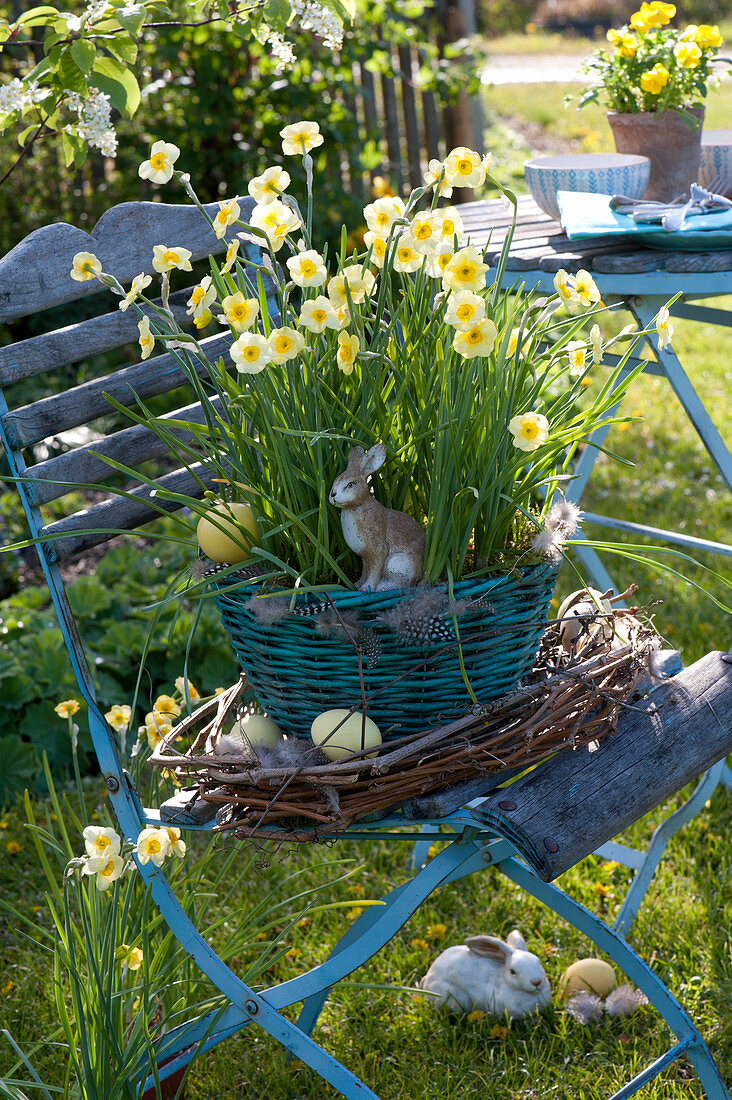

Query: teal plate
[[638, 228, 732, 252]]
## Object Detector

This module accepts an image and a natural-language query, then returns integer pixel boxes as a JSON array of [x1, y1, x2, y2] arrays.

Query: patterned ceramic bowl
[[523, 154, 651, 222], [699, 131, 732, 196]]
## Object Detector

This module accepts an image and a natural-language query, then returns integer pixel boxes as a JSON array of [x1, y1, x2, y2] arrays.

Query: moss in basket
[[77, 125, 727, 606]]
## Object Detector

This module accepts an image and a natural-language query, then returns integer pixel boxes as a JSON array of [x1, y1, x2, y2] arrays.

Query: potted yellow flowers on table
[[580, 2, 726, 199], [82, 123, 670, 739]]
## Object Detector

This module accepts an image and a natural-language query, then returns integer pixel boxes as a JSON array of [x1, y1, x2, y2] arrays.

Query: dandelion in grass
[[590, 324, 604, 364], [269, 326, 306, 365], [221, 292, 259, 333], [286, 249, 327, 288], [299, 295, 338, 333], [444, 290, 485, 331], [427, 923, 447, 940], [452, 318, 498, 359], [119, 272, 152, 312], [83, 852, 126, 890], [392, 237, 423, 274], [250, 199, 301, 251], [443, 146, 487, 189], [490, 1024, 508, 1039], [467, 1009, 487, 1023], [116, 944, 144, 971], [164, 827, 186, 859], [136, 826, 170, 867], [509, 411, 550, 451], [363, 195, 405, 235], [640, 63, 669, 94], [280, 120, 324, 156], [138, 140, 180, 184], [248, 165, 291, 205], [364, 231, 388, 268], [70, 251, 102, 282], [151, 245, 193, 274], [83, 826, 122, 860], [55, 699, 80, 719], [410, 937, 429, 951], [212, 198, 241, 240], [656, 306, 673, 348], [6, 840, 21, 856], [423, 158, 452, 197], [327, 264, 375, 306], [442, 247, 490, 293], [337, 332, 360, 375], [231, 332, 273, 374], [187, 275, 216, 320]]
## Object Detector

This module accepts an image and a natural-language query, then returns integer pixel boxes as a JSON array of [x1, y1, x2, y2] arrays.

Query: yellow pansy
[[509, 411, 550, 452], [640, 62, 669, 95], [280, 120, 324, 156], [452, 318, 498, 359], [286, 249, 327, 288], [248, 165, 291, 205], [692, 24, 723, 48], [82, 825, 121, 859], [119, 272, 152, 312], [151, 244, 193, 274], [82, 852, 126, 891], [674, 40, 701, 67], [230, 332, 273, 374], [299, 295, 338, 333], [409, 211, 441, 254], [138, 140, 180, 185], [656, 306, 673, 348], [221, 239, 239, 274], [444, 290, 486, 331], [443, 146, 486, 189], [606, 28, 637, 57], [630, 2, 675, 32], [104, 705, 132, 734], [442, 247, 491, 293], [55, 699, 80, 719], [186, 275, 216, 319], [268, 326, 306, 365], [336, 332, 360, 375], [212, 198, 241, 240], [423, 158, 453, 197], [70, 251, 102, 282], [363, 195, 405, 236], [135, 826, 170, 867], [392, 237, 423, 274], [221, 292, 259, 333]]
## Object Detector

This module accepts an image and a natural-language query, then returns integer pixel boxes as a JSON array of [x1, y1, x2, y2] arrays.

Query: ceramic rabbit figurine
[[418, 929, 552, 1017], [329, 443, 426, 592]]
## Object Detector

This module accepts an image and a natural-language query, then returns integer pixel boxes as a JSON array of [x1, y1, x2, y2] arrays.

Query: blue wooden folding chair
[[1, 201, 730, 1099]]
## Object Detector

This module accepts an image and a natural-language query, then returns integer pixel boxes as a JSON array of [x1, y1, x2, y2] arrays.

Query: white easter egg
[[561, 958, 616, 998], [311, 709, 382, 761], [556, 587, 613, 650], [231, 712, 283, 750]]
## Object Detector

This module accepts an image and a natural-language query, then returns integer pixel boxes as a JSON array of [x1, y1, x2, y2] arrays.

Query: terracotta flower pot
[[607, 108, 704, 202]]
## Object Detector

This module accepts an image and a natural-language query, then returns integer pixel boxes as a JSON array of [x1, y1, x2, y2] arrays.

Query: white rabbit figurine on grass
[[418, 929, 552, 1018], [330, 443, 425, 592]]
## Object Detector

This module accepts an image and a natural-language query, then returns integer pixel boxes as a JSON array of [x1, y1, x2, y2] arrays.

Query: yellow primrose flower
[[674, 40, 701, 67], [509, 411, 550, 451], [269, 326, 306, 365], [286, 249, 327, 288], [248, 165, 291, 205], [82, 852, 126, 890], [138, 140, 180, 184], [250, 199, 301, 251], [221, 239, 239, 274], [104, 705, 132, 734], [280, 120, 324, 156], [443, 146, 486, 189], [221, 292, 259, 333], [640, 63, 669, 95], [437, 207, 464, 245], [83, 825, 121, 859], [337, 332, 360, 375], [327, 264, 376, 306], [409, 211, 441, 254], [364, 231, 388, 268], [151, 245, 193, 274], [590, 323, 604, 364], [444, 290, 486, 331], [427, 249, 455, 279], [299, 295, 338, 333], [118, 272, 152, 312], [567, 340, 587, 375], [186, 275, 216, 319], [174, 676, 200, 703], [392, 237, 423, 274], [212, 198, 241, 240], [442, 247, 491, 293], [692, 24, 723, 48], [116, 944, 144, 971], [154, 696, 180, 718], [135, 826, 170, 867], [55, 699, 80, 719], [70, 251, 102, 282], [230, 332, 273, 374], [423, 158, 453, 197], [137, 316, 154, 360], [363, 195, 405, 236], [452, 318, 498, 359], [164, 826, 187, 859], [656, 306, 673, 348], [573, 269, 600, 307]]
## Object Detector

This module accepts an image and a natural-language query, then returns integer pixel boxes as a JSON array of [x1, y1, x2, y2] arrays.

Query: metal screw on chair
[[244, 999, 259, 1016], [105, 775, 120, 792]]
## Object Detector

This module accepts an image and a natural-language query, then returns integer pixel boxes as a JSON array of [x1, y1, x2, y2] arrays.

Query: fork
[[662, 174, 730, 231]]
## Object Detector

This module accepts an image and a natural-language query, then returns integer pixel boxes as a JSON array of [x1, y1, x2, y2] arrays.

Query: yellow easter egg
[[230, 712, 283, 750], [561, 958, 616, 998], [311, 709, 382, 761], [196, 502, 258, 563]]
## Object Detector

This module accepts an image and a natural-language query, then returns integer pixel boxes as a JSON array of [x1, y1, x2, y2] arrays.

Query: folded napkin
[[558, 189, 732, 240]]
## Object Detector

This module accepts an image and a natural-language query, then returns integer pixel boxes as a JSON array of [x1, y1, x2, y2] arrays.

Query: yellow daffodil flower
[[363, 195, 405, 235], [409, 211, 441, 253], [336, 332, 360, 375], [364, 231, 388, 268], [70, 251, 102, 282], [55, 699, 80, 719], [427, 249, 455, 279], [443, 146, 486, 189], [104, 705, 132, 734], [299, 295, 338, 333], [135, 826, 170, 867], [269, 326, 306, 365], [221, 239, 239, 274], [567, 340, 587, 375], [327, 264, 376, 306], [656, 306, 673, 348], [82, 825, 121, 860], [392, 237, 423, 274], [437, 207, 464, 245], [674, 39, 701, 67], [230, 332, 273, 374], [194, 309, 212, 330], [151, 245, 193, 274], [138, 140, 180, 185], [82, 852, 126, 890], [507, 327, 522, 357], [116, 944, 144, 971], [248, 165, 291, 205], [423, 158, 453, 197], [640, 62, 670, 94], [590, 323, 604, 364], [335, 305, 351, 330], [280, 120, 324, 156], [452, 318, 498, 359], [250, 199, 301, 251], [164, 827, 187, 859], [286, 249, 327, 288], [444, 290, 486, 331], [509, 411, 550, 451], [186, 275, 217, 319], [221, 292, 259, 333], [553, 268, 577, 306], [442, 247, 491, 293], [118, 272, 152, 312], [573, 269, 601, 307], [212, 198, 241, 240], [138, 316, 154, 360]]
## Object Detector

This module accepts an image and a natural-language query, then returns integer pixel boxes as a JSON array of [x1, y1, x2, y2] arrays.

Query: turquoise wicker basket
[[213, 561, 558, 739]]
